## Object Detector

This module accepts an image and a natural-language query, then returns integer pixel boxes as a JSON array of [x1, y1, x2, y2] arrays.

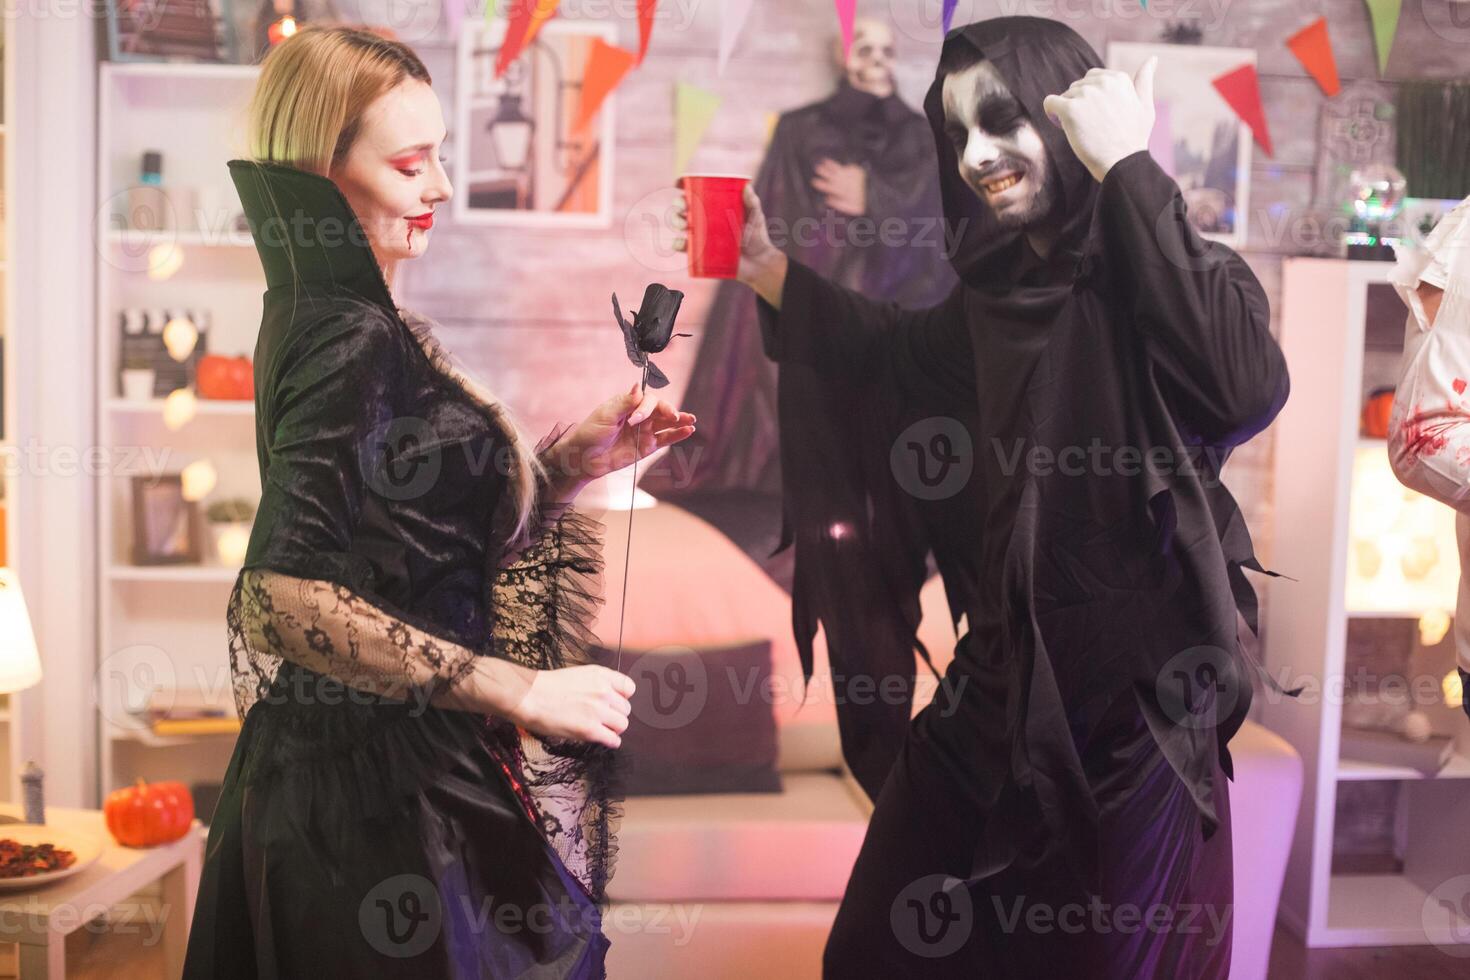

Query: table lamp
[[0, 570, 42, 695], [0, 569, 44, 826]]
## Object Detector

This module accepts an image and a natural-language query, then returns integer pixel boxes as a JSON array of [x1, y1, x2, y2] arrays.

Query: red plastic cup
[[677, 173, 751, 279]]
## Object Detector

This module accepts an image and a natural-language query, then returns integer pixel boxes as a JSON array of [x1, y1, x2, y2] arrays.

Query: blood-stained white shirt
[[1387, 197, 1470, 669]]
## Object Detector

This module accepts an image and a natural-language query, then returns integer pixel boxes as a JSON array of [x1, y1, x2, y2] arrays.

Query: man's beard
[[979, 160, 1062, 232]]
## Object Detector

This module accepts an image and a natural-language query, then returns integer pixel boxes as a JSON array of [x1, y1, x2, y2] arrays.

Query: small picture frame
[[131, 474, 204, 565]]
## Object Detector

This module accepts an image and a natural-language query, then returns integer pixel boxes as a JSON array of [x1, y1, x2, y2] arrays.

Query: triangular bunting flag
[[674, 82, 721, 176], [942, 0, 958, 34], [1211, 63, 1273, 157], [523, 0, 561, 48], [637, 0, 656, 64], [574, 39, 638, 134], [494, 0, 536, 77], [1286, 17, 1340, 96], [1363, 0, 1401, 75], [484, 0, 497, 24], [835, 0, 856, 60], [718, 0, 754, 75]]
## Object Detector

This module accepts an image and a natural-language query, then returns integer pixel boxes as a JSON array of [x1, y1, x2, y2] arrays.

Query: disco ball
[[1348, 164, 1408, 223]]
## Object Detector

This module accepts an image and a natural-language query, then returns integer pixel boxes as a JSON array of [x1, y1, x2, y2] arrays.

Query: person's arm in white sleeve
[[1388, 199, 1470, 510]]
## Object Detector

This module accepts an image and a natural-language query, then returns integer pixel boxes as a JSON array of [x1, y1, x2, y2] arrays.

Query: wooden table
[[0, 803, 203, 979]]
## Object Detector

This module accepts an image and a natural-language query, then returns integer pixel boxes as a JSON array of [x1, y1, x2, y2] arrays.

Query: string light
[[162, 388, 197, 430], [268, 15, 297, 45]]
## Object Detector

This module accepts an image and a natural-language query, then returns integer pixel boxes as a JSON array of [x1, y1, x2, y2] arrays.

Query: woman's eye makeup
[[395, 153, 450, 177]]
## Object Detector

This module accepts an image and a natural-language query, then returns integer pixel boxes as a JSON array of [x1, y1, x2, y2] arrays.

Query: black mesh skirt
[[183, 662, 609, 978]]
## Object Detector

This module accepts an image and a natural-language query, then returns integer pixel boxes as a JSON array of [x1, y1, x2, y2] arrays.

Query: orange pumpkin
[[226, 356, 254, 400], [104, 779, 194, 847], [1361, 386, 1395, 438], [196, 354, 253, 400]]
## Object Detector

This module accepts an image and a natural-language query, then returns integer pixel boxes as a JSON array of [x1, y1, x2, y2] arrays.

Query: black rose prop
[[612, 283, 690, 389]]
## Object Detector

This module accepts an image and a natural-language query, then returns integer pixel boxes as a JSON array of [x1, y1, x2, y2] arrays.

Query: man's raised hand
[[1041, 56, 1158, 184]]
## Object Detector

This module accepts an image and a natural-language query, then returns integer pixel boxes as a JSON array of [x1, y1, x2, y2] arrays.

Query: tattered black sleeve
[[1095, 150, 1289, 448], [751, 257, 980, 799]]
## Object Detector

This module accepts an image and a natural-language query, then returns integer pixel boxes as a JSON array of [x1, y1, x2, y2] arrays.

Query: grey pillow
[[592, 639, 783, 796]]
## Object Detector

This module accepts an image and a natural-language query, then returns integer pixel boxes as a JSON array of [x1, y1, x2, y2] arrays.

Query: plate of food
[[0, 825, 104, 891]]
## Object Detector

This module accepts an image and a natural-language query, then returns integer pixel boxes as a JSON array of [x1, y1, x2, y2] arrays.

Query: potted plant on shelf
[[204, 498, 255, 566]]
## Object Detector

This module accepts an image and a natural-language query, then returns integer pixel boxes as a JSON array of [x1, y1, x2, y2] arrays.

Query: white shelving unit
[[1264, 258, 1470, 948], [95, 62, 263, 805]]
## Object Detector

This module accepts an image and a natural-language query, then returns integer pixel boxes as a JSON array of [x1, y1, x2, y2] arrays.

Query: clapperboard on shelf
[[116, 309, 211, 398]]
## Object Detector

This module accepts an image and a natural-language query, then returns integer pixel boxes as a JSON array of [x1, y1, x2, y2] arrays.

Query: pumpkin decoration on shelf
[[195, 354, 254, 401], [1361, 385, 1395, 439], [104, 779, 195, 848]]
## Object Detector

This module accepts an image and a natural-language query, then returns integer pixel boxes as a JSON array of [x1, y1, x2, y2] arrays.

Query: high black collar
[[821, 80, 911, 127], [227, 158, 397, 314]]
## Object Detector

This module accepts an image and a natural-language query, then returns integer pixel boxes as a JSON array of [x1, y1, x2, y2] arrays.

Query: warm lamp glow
[[1443, 669, 1464, 710], [147, 242, 184, 280], [181, 460, 218, 502], [162, 316, 199, 362], [1419, 609, 1452, 647], [1346, 444, 1461, 614], [1348, 457, 1405, 539], [163, 388, 197, 430], [0, 570, 44, 694], [268, 15, 297, 45], [215, 524, 251, 566], [600, 467, 657, 511]]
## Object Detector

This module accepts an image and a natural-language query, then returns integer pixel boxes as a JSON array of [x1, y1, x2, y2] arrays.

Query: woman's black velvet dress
[[754, 19, 1296, 978], [181, 160, 620, 978]]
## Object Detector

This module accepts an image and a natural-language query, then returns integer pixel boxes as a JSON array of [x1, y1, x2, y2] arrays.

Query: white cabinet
[[1265, 257, 1470, 947]]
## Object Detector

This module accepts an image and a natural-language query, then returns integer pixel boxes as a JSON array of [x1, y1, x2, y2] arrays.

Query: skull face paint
[[940, 60, 1060, 232]]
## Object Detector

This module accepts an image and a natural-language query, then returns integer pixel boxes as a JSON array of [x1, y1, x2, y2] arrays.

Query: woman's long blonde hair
[[245, 26, 547, 544]]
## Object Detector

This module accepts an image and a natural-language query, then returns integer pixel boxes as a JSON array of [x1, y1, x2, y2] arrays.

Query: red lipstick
[[407, 211, 434, 231]]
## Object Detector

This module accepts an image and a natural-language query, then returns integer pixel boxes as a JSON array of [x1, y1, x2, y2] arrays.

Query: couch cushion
[[607, 772, 870, 902], [595, 503, 968, 774], [592, 639, 783, 796]]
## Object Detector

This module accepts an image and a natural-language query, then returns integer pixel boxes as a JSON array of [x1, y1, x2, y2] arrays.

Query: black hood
[[922, 17, 1104, 288]]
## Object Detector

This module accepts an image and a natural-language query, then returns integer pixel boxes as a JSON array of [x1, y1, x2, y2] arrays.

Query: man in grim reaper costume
[[675, 17, 1294, 977], [639, 17, 956, 590]]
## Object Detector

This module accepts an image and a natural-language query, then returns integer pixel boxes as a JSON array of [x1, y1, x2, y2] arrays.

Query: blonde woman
[[182, 27, 696, 978]]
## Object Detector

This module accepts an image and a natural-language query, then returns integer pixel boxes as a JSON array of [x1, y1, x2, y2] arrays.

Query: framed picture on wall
[[454, 19, 616, 229], [1106, 42, 1254, 248]]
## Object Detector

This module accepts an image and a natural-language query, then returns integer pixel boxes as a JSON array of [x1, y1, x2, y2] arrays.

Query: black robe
[[756, 17, 1295, 906], [637, 81, 956, 592]]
